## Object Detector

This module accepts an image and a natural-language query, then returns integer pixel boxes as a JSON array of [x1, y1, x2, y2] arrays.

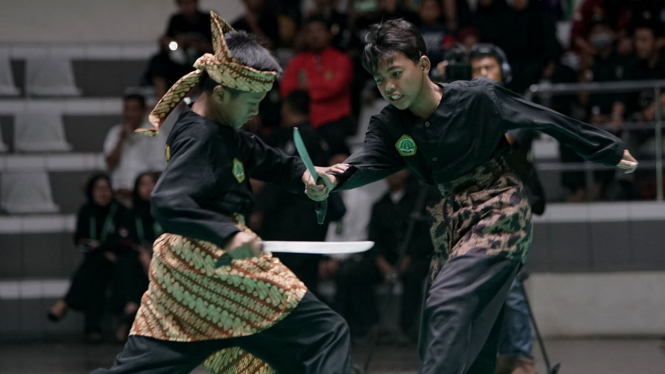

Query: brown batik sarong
[[426, 157, 532, 283], [130, 221, 307, 374]]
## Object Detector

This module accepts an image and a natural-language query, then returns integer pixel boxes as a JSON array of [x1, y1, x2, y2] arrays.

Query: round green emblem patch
[[395, 135, 417, 157]]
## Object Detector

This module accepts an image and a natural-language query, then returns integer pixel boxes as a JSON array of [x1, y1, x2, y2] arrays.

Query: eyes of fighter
[[374, 69, 403, 84]]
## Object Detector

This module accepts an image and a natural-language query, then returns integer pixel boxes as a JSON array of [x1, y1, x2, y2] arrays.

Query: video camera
[[442, 48, 472, 82]]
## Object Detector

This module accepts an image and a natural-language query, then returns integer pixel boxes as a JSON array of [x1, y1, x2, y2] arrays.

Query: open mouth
[[388, 94, 404, 103]]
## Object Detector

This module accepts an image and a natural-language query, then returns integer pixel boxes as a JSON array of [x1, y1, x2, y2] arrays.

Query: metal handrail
[[527, 79, 665, 200], [528, 79, 665, 96]]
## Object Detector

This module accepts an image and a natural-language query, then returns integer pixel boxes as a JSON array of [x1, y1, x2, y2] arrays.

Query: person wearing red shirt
[[281, 16, 353, 154]]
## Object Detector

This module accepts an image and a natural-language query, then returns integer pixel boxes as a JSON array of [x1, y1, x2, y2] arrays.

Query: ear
[[419, 56, 431, 74], [212, 85, 226, 103]]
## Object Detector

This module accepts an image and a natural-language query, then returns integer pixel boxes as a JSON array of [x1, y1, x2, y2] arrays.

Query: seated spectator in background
[[251, 90, 344, 292], [281, 16, 354, 154], [109, 171, 163, 343], [144, 0, 212, 97], [103, 94, 165, 206], [418, 0, 455, 69], [232, 0, 282, 50], [330, 170, 433, 340], [47, 174, 131, 344]]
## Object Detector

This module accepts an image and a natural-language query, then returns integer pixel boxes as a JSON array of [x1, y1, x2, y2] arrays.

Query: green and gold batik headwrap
[[139, 11, 277, 136]]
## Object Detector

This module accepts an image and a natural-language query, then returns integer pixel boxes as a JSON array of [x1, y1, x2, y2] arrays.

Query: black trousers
[[64, 251, 114, 332], [90, 291, 352, 374], [418, 254, 520, 374]]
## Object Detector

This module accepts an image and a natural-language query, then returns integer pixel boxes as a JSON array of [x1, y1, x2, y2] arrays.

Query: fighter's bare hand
[[225, 232, 261, 259], [616, 149, 638, 174], [302, 166, 339, 202]]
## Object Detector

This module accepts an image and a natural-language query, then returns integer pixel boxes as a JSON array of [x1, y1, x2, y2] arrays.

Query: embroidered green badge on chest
[[395, 134, 417, 157], [232, 158, 246, 183]]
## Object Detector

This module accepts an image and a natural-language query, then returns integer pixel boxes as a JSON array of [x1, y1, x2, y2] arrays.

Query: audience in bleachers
[[103, 93, 165, 207], [47, 174, 132, 344]]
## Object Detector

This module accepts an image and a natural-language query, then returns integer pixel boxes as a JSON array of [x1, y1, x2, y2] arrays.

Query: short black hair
[[284, 90, 310, 115], [362, 19, 426, 74], [123, 93, 146, 108], [200, 30, 282, 95]]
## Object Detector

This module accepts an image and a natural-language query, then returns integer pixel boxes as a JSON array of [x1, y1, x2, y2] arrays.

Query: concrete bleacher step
[[2, 43, 153, 98], [0, 112, 120, 153]]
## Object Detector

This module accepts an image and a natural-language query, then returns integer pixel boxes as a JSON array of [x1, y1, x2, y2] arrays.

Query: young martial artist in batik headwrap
[[92, 11, 352, 374], [305, 19, 638, 374]]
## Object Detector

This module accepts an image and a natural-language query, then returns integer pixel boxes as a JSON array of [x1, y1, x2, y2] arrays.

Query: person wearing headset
[[470, 44, 541, 374]]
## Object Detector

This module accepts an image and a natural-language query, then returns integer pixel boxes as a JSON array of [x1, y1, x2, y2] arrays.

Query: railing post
[[655, 86, 663, 201]]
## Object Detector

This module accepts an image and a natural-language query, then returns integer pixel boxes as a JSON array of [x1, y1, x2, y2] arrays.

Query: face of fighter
[[213, 87, 267, 129], [372, 51, 430, 112]]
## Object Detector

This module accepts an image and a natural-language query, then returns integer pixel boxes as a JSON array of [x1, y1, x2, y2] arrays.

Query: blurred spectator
[[164, 0, 212, 58], [366, 171, 433, 340], [305, 0, 353, 51], [47, 174, 131, 344], [469, 0, 509, 47], [499, 0, 562, 94], [232, 0, 283, 50], [109, 171, 162, 343], [326, 171, 433, 339], [103, 94, 165, 206], [621, 22, 665, 199], [143, 0, 212, 97], [570, 0, 633, 56], [281, 16, 354, 155], [418, 0, 456, 68], [561, 18, 636, 201], [625, 22, 665, 126], [456, 26, 482, 53], [252, 90, 342, 292]]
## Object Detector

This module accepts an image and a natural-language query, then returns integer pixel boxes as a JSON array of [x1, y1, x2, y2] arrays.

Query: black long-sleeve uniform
[[336, 78, 624, 190], [151, 106, 307, 248]]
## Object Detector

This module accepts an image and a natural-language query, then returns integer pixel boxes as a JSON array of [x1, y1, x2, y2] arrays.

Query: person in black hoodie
[[109, 171, 163, 343], [47, 173, 131, 344]]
